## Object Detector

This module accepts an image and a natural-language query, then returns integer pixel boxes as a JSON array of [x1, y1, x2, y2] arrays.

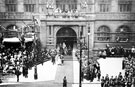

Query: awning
[[3, 37, 34, 43]]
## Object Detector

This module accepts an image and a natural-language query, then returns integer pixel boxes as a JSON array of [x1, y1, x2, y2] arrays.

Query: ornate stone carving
[[80, 0, 88, 9], [46, 0, 54, 9]]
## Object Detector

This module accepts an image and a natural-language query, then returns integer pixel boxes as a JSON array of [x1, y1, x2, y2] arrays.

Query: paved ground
[[0, 49, 124, 87], [55, 56, 73, 84]]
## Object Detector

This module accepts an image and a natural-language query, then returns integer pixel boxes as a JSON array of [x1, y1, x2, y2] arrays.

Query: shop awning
[[3, 37, 34, 43]]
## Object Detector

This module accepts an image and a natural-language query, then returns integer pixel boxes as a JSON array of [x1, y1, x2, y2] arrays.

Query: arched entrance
[[56, 27, 77, 48]]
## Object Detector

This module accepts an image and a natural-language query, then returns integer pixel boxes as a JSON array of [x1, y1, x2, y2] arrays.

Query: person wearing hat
[[63, 76, 67, 87]]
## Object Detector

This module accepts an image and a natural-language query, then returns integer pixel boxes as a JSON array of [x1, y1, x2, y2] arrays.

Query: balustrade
[[0, 12, 134, 20], [0, 12, 33, 19], [96, 13, 135, 20]]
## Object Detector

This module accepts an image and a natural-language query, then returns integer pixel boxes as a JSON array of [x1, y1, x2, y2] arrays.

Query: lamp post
[[88, 26, 90, 64], [32, 15, 39, 80], [79, 38, 82, 87]]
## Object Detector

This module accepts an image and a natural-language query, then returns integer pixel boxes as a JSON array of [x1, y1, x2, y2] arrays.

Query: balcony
[[96, 13, 135, 20], [0, 12, 35, 19], [43, 12, 96, 21], [46, 12, 85, 20]]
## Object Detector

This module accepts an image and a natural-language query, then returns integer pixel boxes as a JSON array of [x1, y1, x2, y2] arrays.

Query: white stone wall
[[17, 0, 24, 12], [0, 0, 6, 12], [0, 0, 135, 48]]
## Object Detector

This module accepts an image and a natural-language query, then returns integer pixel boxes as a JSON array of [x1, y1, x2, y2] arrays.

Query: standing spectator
[[15, 68, 21, 82], [111, 47, 115, 56], [97, 70, 101, 81], [131, 46, 135, 57], [114, 76, 118, 87], [105, 74, 109, 81], [118, 72, 123, 81], [121, 77, 126, 87], [81, 68, 84, 81], [127, 77, 132, 87], [109, 76, 114, 87], [0, 78, 2, 84], [120, 46, 125, 56], [63, 76, 67, 87], [102, 50, 107, 59], [101, 76, 105, 87], [122, 59, 125, 69], [96, 63, 100, 74], [60, 54, 64, 65], [133, 77, 135, 87]]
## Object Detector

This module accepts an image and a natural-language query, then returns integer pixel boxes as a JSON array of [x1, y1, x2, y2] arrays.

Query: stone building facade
[[0, 0, 135, 49]]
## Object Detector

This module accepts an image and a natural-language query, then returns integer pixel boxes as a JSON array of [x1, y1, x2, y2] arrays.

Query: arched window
[[23, 24, 33, 33], [5, 25, 18, 38], [97, 26, 111, 41], [24, 24, 39, 33], [24, 24, 40, 38], [6, 25, 18, 31], [0, 25, 5, 38], [116, 25, 130, 42]]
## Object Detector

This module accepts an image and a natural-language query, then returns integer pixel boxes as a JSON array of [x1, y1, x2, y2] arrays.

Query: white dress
[[58, 56, 61, 65], [56, 55, 61, 65]]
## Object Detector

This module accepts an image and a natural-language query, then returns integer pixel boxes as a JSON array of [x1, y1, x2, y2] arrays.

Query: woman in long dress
[[56, 54, 61, 65]]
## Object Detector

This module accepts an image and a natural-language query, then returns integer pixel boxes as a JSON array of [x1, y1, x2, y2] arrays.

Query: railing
[[0, 12, 135, 20], [96, 13, 135, 20], [46, 12, 86, 20], [0, 12, 39, 19]]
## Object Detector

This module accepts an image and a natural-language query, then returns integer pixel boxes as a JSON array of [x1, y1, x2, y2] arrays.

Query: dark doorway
[[56, 27, 77, 49]]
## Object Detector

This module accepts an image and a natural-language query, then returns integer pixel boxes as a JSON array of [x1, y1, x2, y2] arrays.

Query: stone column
[[40, 22, 47, 47], [83, 25, 86, 44], [53, 26, 56, 48], [51, 25, 55, 48], [46, 25, 49, 37], [87, 22, 94, 50], [79, 25, 82, 38]]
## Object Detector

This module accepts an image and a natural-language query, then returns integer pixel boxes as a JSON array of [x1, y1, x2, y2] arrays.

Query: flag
[[80, 1, 87, 8], [32, 16, 40, 26]]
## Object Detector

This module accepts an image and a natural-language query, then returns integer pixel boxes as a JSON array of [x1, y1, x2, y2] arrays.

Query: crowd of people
[[75, 50, 101, 82], [81, 57, 101, 82], [100, 45, 135, 87], [101, 72, 134, 87], [98, 45, 135, 58], [75, 44, 135, 87], [0, 41, 52, 82]]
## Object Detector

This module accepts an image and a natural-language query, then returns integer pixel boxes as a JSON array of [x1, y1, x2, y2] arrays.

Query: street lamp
[[88, 26, 90, 64], [79, 38, 83, 87], [32, 15, 40, 80]]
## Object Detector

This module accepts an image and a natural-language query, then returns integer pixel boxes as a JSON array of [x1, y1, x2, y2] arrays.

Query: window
[[49, 26, 51, 35], [24, 0, 36, 12], [97, 26, 111, 41], [56, 0, 77, 12], [118, 1, 132, 12], [116, 26, 130, 42], [5, 25, 18, 38], [98, 0, 111, 12], [5, 0, 17, 12], [99, 4, 110, 12]]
